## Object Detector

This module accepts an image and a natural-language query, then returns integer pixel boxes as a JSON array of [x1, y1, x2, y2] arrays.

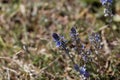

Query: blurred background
[[0, 0, 120, 80]]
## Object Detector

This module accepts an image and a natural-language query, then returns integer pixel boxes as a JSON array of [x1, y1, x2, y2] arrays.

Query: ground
[[0, 0, 120, 80]]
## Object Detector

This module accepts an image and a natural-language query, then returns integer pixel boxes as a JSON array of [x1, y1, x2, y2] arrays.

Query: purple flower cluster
[[51, 1, 114, 79], [70, 27, 78, 40], [52, 33, 66, 48], [52, 32, 75, 65], [74, 64, 89, 78], [100, 0, 113, 22], [89, 33, 102, 54], [52, 27, 102, 79], [100, 0, 113, 5]]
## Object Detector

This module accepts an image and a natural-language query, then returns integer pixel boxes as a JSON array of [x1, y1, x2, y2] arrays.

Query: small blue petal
[[56, 41, 61, 47], [81, 44, 85, 49], [52, 33, 60, 41], [79, 67, 86, 74]]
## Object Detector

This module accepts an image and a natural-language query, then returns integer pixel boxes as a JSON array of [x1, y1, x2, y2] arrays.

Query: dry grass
[[0, 0, 120, 80]]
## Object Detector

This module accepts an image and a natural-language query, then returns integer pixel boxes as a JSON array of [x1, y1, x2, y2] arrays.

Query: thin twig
[[2, 66, 18, 75], [40, 54, 62, 72], [101, 27, 111, 55]]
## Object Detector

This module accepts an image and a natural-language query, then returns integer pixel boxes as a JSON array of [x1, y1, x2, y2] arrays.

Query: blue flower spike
[[52, 33, 67, 48], [70, 27, 80, 44], [74, 64, 89, 78], [80, 66, 89, 78]]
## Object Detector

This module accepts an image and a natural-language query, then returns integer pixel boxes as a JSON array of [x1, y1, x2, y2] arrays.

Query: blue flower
[[71, 27, 77, 35], [52, 33, 67, 48], [79, 66, 86, 74], [80, 66, 89, 78], [74, 64, 89, 78], [56, 41, 62, 47], [94, 34, 101, 42], [81, 44, 85, 50], [52, 33, 61, 47], [100, 0, 113, 5], [52, 33, 60, 42], [70, 27, 77, 38]]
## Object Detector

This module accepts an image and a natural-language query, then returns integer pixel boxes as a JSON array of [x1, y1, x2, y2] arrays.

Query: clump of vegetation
[[0, 0, 120, 80]]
